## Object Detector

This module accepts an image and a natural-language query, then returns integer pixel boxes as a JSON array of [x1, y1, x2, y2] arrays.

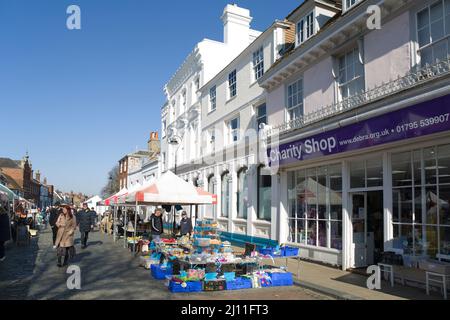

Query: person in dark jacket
[[0, 204, 12, 261], [76, 203, 95, 249], [49, 203, 61, 248], [150, 208, 164, 242], [178, 211, 193, 237]]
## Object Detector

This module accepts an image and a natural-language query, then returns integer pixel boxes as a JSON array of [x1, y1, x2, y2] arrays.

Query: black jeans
[[0, 241, 5, 259], [57, 248, 69, 266], [51, 226, 58, 245], [81, 231, 90, 247]]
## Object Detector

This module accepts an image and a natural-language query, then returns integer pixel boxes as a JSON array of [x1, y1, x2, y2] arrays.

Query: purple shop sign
[[268, 94, 450, 167]]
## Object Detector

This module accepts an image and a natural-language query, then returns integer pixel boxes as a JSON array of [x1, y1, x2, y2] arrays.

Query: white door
[[351, 193, 367, 268]]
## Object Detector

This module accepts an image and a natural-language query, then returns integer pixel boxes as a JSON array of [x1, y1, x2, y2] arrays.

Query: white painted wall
[[364, 11, 412, 89]]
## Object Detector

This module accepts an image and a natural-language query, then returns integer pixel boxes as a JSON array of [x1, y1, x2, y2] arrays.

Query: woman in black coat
[[0, 205, 12, 261]]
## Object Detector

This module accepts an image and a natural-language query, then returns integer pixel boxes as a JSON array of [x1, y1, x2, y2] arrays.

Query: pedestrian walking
[[55, 206, 77, 267], [0, 202, 12, 262], [76, 203, 95, 249], [150, 208, 164, 242], [49, 202, 61, 248], [178, 211, 193, 237]]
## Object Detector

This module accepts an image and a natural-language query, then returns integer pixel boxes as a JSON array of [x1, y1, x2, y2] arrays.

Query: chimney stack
[[148, 131, 161, 155], [221, 4, 252, 52]]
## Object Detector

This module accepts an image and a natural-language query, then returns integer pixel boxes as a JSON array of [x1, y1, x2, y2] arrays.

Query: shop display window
[[392, 144, 450, 258], [287, 164, 342, 250]]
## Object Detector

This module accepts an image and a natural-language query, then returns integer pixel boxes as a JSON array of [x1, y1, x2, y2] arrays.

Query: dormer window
[[343, 0, 362, 12], [296, 11, 315, 46]]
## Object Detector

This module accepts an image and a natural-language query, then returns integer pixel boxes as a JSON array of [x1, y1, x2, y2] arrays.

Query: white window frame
[[228, 116, 240, 145], [228, 69, 237, 99], [296, 11, 315, 46], [256, 103, 267, 130], [337, 47, 365, 101], [209, 86, 217, 112], [181, 89, 187, 112], [252, 47, 264, 81], [416, 0, 450, 67], [286, 78, 304, 122], [343, 0, 362, 12]]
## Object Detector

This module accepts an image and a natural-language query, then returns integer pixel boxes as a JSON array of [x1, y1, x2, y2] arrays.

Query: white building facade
[[161, 0, 450, 271]]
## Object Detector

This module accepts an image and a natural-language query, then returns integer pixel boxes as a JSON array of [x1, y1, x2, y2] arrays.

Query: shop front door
[[351, 193, 367, 268]]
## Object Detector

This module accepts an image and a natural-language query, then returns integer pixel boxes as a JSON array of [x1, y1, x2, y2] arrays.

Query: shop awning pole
[[113, 205, 117, 242], [133, 201, 138, 254], [124, 206, 127, 249]]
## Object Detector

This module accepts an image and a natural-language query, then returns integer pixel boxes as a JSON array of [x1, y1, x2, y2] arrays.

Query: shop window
[[350, 157, 383, 189], [221, 172, 231, 218], [237, 168, 248, 219], [287, 164, 342, 249], [392, 144, 450, 257], [257, 166, 272, 221], [207, 175, 216, 218]]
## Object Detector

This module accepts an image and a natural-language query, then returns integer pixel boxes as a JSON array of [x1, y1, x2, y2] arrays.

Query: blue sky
[[0, 0, 301, 195]]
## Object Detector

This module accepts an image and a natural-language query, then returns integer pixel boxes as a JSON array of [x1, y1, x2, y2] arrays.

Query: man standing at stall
[[77, 203, 95, 249], [179, 211, 193, 238], [150, 208, 164, 242]]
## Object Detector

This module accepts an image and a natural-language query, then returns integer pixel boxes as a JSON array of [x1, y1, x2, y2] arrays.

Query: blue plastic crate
[[258, 247, 275, 255], [169, 280, 203, 293], [269, 272, 294, 286], [151, 264, 173, 280], [225, 277, 253, 290], [282, 246, 299, 257]]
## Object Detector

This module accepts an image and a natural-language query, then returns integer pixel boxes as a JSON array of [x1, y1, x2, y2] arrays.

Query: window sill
[[226, 95, 237, 104], [233, 218, 247, 224], [286, 243, 341, 254], [249, 80, 259, 88], [218, 217, 229, 222], [253, 220, 271, 226], [207, 109, 216, 116]]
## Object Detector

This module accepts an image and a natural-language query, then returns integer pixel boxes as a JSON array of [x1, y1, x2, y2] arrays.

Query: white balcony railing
[[265, 57, 450, 137]]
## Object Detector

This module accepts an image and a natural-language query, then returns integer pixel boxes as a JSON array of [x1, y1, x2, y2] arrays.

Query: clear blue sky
[[0, 0, 301, 196]]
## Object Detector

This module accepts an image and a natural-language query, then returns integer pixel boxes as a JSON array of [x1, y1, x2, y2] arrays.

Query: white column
[[230, 163, 238, 233], [270, 172, 279, 241], [279, 170, 289, 243], [342, 161, 352, 270], [383, 152, 394, 250], [247, 165, 257, 237]]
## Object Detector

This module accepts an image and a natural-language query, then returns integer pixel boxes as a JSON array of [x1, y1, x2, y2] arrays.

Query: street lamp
[[168, 134, 183, 236]]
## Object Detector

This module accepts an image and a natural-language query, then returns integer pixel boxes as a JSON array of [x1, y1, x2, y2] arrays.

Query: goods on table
[[143, 219, 295, 293]]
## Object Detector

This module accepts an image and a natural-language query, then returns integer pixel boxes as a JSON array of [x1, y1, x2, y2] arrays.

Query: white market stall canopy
[[0, 183, 17, 201], [125, 171, 217, 205]]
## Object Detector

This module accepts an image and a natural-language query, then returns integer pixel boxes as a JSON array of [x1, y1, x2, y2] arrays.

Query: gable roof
[[0, 158, 20, 168]]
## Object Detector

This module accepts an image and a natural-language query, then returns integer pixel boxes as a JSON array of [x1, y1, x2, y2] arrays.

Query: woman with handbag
[[55, 206, 77, 267]]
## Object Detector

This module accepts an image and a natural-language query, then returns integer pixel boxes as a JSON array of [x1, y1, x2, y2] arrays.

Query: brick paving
[[0, 227, 333, 300]]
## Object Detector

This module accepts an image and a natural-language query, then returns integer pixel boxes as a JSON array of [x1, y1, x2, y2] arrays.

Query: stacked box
[[268, 272, 294, 286], [151, 264, 173, 280], [169, 280, 203, 293], [225, 277, 253, 290], [203, 280, 226, 291], [282, 246, 299, 257]]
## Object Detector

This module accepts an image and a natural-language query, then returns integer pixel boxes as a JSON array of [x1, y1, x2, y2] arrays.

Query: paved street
[[0, 228, 333, 300]]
